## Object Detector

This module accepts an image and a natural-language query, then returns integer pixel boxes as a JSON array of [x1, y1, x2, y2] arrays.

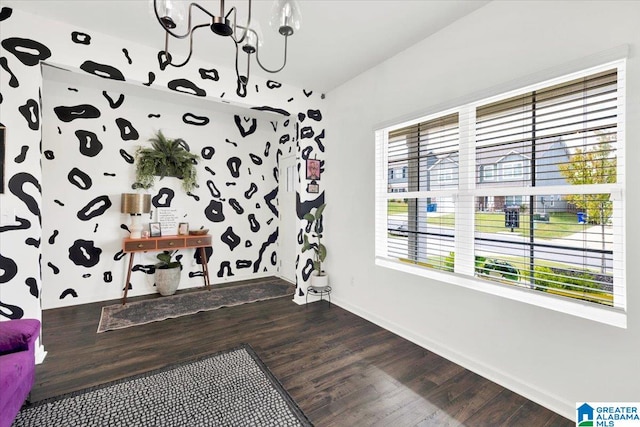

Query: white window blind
[[381, 113, 460, 272], [375, 60, 625, 323]]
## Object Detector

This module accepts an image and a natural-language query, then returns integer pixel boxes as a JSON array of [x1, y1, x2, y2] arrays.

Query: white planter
[[155, 267, 181, 296], [310, 271, 329, 289]]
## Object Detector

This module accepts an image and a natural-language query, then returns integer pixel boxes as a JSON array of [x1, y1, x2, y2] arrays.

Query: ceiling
[[5, 0, 490, 94]]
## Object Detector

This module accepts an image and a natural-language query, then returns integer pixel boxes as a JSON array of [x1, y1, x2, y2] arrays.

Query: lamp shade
[[270, 0, 301, 36], [121, 193, 151, 214]]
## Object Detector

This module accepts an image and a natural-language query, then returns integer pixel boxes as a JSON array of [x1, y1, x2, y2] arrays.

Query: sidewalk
[[547, 225, 612, 251]]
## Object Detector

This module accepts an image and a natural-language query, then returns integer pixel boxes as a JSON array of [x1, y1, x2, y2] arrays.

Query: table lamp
[[121, 193, 151, 239]]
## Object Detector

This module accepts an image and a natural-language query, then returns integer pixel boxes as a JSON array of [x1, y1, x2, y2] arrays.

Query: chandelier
[[152, 0, 301, 87]]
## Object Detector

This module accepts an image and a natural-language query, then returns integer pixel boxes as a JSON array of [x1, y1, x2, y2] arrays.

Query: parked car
[[482, 258, 520, 281], [388, 219, 408, 237]]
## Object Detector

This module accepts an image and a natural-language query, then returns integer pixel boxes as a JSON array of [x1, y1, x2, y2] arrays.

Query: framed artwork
[[149, 222, 162, 237], [178, 222, 189, 235], [0, 126, 5, 194], [306, 158, 321, 181], [306, 182, 319, 193]]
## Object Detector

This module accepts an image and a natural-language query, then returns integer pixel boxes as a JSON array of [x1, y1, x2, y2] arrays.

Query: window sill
[[376, 257, 627, 328]]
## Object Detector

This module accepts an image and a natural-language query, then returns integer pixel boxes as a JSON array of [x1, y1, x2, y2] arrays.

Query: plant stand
[[306, 285, 332, 306]]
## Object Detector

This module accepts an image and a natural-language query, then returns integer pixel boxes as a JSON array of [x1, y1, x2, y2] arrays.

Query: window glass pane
[[388, 113, 459, 194], [387, 198, 455, 272], [474, 194, 613, 306], [475, 69, 617, 188]]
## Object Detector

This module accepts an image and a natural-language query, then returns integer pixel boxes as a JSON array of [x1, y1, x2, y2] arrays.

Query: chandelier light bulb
[[242, 22, 263, 54], [154, 0, 185, 29], [270, 0, 301, 36]]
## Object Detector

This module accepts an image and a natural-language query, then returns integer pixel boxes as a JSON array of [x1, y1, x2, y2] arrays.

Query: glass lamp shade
[[121, 193, 151, 214], [151, 0, 185, 29], [242, 22, 263, 54], [269, 0, 301, 36]]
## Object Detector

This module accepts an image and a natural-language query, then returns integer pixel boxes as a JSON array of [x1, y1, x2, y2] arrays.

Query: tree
[[558, 132, 616, 272]]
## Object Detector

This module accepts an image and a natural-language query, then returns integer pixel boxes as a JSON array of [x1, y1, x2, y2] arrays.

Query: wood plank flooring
[[33, 278, 572, 426]]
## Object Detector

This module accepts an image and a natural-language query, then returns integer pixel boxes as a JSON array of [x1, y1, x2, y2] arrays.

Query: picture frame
[[306, 158, 321, 181], [149, 222, 162, 237], [306, 182, 319, 193], [0, 126, 5, 194], [178, 222, 189, 235]]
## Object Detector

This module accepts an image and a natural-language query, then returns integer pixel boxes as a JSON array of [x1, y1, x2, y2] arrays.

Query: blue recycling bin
[[577, 212, 587, 224], [426, 203, 437, 213]]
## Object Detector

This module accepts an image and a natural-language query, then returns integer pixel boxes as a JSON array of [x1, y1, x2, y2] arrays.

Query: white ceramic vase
[[310, 271, 329, 289]]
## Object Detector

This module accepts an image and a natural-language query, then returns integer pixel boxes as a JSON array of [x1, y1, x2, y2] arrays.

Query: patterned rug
[[13, 344, 312, 427], [98, 278, 295, 333]]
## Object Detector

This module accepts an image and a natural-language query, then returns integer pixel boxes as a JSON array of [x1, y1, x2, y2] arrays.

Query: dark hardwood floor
[[34, 279, 572, 426]]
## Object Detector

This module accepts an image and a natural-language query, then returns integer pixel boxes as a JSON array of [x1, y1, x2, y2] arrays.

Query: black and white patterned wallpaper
[[41, 77, 288, 308], [0, 6, 326, 322]]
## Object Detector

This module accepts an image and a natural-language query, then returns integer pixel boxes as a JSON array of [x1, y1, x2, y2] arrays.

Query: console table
[[121, 234, 212, 304]]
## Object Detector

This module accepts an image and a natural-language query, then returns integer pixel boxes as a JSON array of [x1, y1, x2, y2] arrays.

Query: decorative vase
[[310, 271, 329, 289], [155, 267, 181, 296]]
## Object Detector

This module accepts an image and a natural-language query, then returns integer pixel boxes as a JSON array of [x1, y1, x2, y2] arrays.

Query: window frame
[[375, 59, 626, 328], [501, 160, 524, 181], [482, 164, 496, 181]]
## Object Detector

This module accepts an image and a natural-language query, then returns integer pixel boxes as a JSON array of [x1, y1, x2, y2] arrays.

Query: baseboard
[[277, 274, 295, 285], [211, 270, 275, 285], [331, 295, 575, 422], [35, 344, 47, 364]]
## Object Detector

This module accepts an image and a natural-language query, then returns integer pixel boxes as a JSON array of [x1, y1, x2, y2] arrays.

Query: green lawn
[[388, 199, 587, 240], [388, 200, 408, 214]]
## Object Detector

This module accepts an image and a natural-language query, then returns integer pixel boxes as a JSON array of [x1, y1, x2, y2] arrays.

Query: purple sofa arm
[[0, 319, 41, 427]]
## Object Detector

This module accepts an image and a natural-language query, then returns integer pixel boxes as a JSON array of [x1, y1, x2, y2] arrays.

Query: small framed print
[[306, 181, 319, 193], [306, 158, 321, 181], [149, 222, 162, 237], [0, 126, 5, 194], [178, 222, 189, 235]]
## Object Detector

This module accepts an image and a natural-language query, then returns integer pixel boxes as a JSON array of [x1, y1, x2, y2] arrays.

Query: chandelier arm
[[255, 35, 289, 73], [226, 0, 251, 45], [163, 23, 209, 68], [246, 49, 251, 83], [234, 42, 248, 86], [153, 0, 216, 40]]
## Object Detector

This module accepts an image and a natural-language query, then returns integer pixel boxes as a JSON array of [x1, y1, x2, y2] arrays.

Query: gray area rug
[[13, 344, 312, 427], [98, 278, 295, 333]]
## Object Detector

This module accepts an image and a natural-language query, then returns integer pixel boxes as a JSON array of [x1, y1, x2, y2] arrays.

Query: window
[[381, 112, 459, 272], [481, 165, 496, 181], [376, 61, 626, 326], [501, 160, 524, 180]]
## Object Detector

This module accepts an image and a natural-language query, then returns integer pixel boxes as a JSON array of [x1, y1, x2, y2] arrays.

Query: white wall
[[325, 1, 640, 420]]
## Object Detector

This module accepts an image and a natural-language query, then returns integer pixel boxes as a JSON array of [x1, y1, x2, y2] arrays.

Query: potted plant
[[135, 130, 200, 192], [154, 250, 182, 296], [302, 203, 328, 289]]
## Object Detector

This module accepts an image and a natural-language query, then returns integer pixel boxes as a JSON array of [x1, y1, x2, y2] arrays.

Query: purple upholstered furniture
[[0, 319, 40, 427]]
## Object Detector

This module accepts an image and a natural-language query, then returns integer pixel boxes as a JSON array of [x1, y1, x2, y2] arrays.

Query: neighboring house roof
[[428, 153, 458, 171], [495, 149, 530, 164]]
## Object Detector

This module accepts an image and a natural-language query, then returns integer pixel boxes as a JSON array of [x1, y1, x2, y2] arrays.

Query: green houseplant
[[155, 250, 182, 296], [135, 130, 200, 192], [302, 203, 328, 289]]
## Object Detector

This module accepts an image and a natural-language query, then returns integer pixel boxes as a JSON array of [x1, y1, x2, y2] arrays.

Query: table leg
[[199, 247, 211, 290], [122, 252, 135, 305]]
